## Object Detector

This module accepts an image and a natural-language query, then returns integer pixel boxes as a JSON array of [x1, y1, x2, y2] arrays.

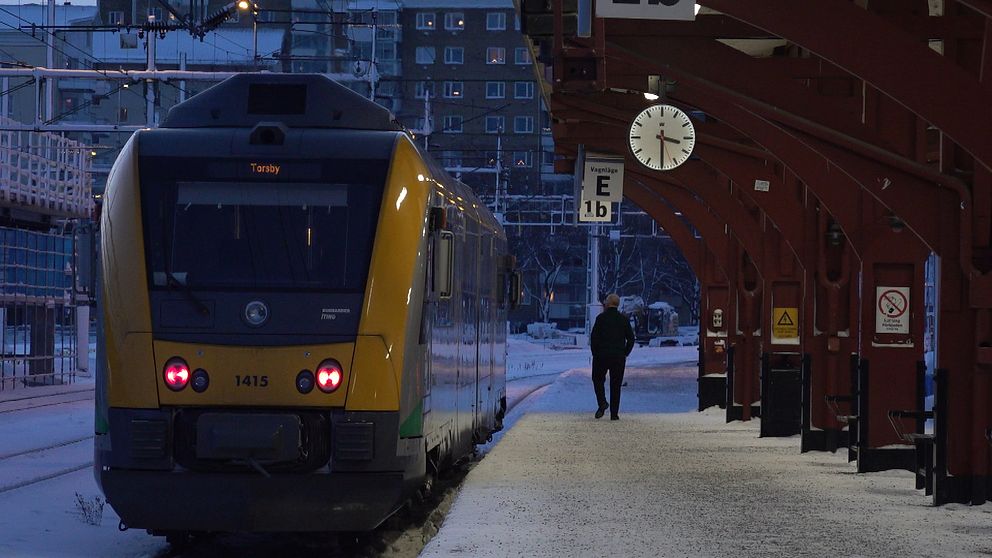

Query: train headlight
[[191, 368, 210, 393], [316, 359, 343, 393], [163, 357, 190, 391], [296, 370, 315, 394], [244, 300, 269, 326]]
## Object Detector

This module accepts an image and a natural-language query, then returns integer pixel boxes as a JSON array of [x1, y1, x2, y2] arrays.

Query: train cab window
[[146, 180, 383, 292]]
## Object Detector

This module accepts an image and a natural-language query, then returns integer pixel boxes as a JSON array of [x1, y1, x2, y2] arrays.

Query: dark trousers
[[592, 354, 626, 417]]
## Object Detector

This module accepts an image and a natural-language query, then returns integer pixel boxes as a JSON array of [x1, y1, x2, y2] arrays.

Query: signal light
[[164, 358, 190, 391], [191, 369, 210, 393], [316, 359, 343, 393], [296, 370, 315, 394]]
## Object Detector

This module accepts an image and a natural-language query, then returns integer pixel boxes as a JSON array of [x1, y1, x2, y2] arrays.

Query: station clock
[[628, 104, 696, 171]]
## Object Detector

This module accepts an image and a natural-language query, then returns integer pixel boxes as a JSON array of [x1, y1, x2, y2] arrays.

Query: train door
[[475, 236, 495, 440]]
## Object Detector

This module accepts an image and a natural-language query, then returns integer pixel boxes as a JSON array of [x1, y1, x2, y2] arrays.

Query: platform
[[421, 364, 991, 557]]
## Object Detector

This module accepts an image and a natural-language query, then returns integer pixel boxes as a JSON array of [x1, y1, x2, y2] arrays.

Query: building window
[[485, 81, 505, 99], [514, 14, 521, 31], [485, 116, 504, 134], [415, 81, 435, 99], [415, 46, 435, 64], [444, 46, 464, 64], [416, 12, 435, 30], [444, 12, 464, 30], [376, 11, 398, 39], [486, 12, 506, 31], [443, 81, 464, 98], [542, 150, 556, 166], [442, 150, 463, 167], [512, 151, 532, 167], [107, 11, 124, 25], [487, 47, 506, 65], [514, 81, 534, 99], [514, 116, 534, 134], [119, 106, 128, 122], [515, 48, 531, 65], [147, 7, 162, 21], [443, 115, 463, 133]]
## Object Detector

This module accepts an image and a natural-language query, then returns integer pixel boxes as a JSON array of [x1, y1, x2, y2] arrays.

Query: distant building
[[396, 0, 554, 199]]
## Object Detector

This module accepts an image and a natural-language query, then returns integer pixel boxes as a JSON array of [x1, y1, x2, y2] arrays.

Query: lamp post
[[236, 1, 258, 64]]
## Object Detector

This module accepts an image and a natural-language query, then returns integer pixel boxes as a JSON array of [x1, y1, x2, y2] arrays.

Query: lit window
[[514, 81, 534, 99], [415, 47, 435, 64], [514, 116, 534, 134], [486, 12, 506, 31], [512, 151, 532, 167], [485, 151, 499, 167], [444, 12, 465, 30], [485, 116, 504, 134], [107, 11, 124, 25], [443, 115, 463, 133], [147, 7, 162, 21], [443, 81, 464, 98], [416, 12, 435, 30], [485, 81, 505, 99], [444, 47, 464, 64], [487, 47, 506, 65], [515, 48, 531, 65]]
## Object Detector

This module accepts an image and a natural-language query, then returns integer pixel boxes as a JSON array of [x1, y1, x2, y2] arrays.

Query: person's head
[[604, 293, 620, 308]]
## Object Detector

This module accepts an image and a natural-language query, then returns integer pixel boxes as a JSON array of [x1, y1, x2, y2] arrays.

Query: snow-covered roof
[[649, 301, 675, 311], [91, 28, 284, 65]]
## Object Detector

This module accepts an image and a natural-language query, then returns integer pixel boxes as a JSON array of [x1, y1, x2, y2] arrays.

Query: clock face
[[628, 104, 696, 171]]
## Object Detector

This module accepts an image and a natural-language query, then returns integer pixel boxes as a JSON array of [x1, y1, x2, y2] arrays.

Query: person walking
[[590, 293, 636, 420]]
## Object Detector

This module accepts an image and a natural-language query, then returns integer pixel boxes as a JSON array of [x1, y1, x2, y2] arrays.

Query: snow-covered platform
[[422, 362, 992, 557]]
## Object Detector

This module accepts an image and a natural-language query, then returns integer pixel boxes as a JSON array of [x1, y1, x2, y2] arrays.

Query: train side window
[[433, 231, 454, 298], [509, 271, 522, 309]]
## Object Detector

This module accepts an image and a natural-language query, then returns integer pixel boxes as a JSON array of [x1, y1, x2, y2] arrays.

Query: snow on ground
[[2, 337, 984, 557], [423, 356, 992, 558]]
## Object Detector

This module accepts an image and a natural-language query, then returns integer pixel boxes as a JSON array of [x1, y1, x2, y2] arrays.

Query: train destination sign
[[597, 0, 695, 21], [875, 286, 910, 334]]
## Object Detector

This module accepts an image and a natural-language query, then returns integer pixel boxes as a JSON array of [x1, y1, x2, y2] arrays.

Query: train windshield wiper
[[164, 270, 211, 317]]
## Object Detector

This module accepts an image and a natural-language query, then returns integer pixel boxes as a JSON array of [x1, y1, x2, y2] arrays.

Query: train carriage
[[94, 74, 515, 539]]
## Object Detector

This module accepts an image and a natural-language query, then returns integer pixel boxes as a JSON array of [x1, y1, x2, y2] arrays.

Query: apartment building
[[396, 0, 553, 198]]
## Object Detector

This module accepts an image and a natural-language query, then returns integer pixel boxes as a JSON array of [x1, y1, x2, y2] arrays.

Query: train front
[[94, 74, 433, 534]]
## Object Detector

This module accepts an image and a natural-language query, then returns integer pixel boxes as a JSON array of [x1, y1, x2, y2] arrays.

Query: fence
[[0, 226, 81, 389]]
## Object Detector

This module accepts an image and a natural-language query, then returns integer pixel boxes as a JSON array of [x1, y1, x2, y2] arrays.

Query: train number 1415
[[236, 375, 269, 387]]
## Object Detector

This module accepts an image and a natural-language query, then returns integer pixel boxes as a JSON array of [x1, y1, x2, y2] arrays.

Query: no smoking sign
[[875, 286, 910, 334]]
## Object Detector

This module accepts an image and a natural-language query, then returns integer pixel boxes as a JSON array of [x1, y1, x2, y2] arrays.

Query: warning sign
[[771, 307, 799, 343], [875, 286, 910, 334]]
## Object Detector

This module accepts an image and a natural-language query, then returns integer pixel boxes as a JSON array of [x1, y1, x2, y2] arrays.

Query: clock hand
[[663, 137, 681, 145]]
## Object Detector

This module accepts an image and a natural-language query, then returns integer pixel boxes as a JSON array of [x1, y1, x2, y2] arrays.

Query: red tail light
[[316, 359, 343, 393], [164, 357, 190, 391]]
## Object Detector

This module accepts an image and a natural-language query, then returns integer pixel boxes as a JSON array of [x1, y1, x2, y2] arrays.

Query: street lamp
[[237, 1, 260, 64]]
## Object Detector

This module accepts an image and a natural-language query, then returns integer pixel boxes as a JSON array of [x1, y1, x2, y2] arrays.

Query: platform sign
[[597, 0, 695, 21], [875, 286, 910, 334], [581, 155, 624, 202], [578, 196, 612, 222], [771, 307, 799, 343]]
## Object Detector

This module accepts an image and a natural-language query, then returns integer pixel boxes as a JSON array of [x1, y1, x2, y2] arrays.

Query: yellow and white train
[[94, 74, 516, 540]]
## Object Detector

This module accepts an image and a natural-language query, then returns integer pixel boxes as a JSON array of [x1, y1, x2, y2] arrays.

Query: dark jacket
[[591, 307, 636, 358]]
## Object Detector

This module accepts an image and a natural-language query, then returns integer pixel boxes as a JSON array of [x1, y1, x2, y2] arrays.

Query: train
[[93, 74, 518, 542]]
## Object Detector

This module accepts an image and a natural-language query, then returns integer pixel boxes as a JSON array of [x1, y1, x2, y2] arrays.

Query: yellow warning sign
[[772, 307, 799, 340]]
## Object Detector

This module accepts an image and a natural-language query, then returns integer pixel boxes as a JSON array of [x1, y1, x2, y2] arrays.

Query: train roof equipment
[[161, 73, 402, 131]]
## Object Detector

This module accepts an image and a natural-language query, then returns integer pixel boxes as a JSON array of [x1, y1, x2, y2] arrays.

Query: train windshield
[[148, 181, 381, 291]]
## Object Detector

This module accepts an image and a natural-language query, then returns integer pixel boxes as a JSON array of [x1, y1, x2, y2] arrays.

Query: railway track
[[0, 386, 96, 494]]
